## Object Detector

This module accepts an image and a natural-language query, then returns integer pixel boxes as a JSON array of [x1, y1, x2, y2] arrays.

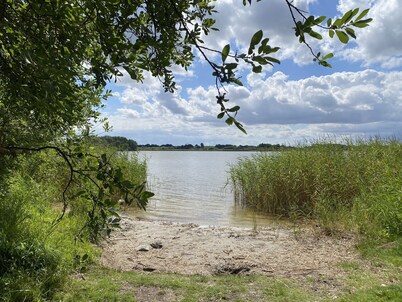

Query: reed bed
[[230, 138, 402, 237]]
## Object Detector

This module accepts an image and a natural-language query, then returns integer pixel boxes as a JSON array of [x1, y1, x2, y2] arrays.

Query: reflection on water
[[126, 151, 277, 227]]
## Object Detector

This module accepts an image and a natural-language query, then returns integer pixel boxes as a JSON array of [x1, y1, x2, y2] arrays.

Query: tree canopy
[[0, 0, 372, 146], [0, 0, 372, 238]]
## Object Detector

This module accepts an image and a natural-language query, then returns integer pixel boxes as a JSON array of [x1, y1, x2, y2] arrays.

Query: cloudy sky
[[101, 0, 402, 146]]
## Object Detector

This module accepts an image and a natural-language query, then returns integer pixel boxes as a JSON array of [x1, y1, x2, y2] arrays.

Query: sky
[[99, 0, 402, 146]]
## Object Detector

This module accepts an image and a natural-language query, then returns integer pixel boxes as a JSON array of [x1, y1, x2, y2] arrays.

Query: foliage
[[0, 0, 373, 250], [0, 0, 372, 143], [230, 138, 402, 239], [0, 1, 374, 299], [138, 142, 291, 151], [0, 147, 147, 301], [88, 135, 138, 151]]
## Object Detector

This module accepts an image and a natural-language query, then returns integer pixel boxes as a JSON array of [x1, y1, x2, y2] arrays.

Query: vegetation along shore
[[1, 138, 401, 301]]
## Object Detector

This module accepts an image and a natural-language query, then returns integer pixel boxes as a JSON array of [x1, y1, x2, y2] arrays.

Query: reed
[[230, 137, 402, 237]]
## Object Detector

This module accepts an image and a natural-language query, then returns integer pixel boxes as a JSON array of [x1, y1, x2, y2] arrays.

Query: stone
[[136, 245, 150, 252], [150, 241, 163, 249]]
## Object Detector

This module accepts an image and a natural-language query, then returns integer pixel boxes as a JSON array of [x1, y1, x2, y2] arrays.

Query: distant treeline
[[138, 143, 291, 151], [89, 136, 138, 151], [88, 136, 292, 151]]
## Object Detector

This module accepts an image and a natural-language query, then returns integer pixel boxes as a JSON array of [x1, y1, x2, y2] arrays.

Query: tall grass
[[230, 138, 402, 238], [0, 148, 147, 301]]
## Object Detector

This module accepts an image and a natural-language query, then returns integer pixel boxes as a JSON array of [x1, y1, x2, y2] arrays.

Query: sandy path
[[101, 216, 358, 279]]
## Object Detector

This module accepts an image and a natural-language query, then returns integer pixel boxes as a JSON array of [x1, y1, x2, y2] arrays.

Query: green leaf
[[234, 121, 247, 134], [252, 65, 262, 73], [225, 63, 238, 70], [225, 117, 234, 125], [327, 18, 332, 27], [322, 53, 334, 60], [231, 78, 243, 86], [336, 30, 349, 43], [265, 56, 280, 64], [352, 19, 372, 28], [351, 8, 360, 18], [345, 27, 356, 39], [221, 44, 230, 62], [304, 16, 315, 26], [355, 8, 370, 22], [314, 16, 326, 25], [320, 60, 332, 68], [341, 9, 354, 24], [329, 29, 335, 38], [140, 191, 155, 199], [260, 37, 270, 46], [308, 30, 323, 40], [250, 30, 263, 48], [217, 112, 225, 119], [252, 56, 268, 65], [227, 105, 240, 112], [333, 19, 343, 28]]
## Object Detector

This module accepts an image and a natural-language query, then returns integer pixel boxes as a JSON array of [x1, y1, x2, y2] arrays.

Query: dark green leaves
[[249, 30, 263, 54], [221, 44, 230, 62], [351, 19, 373, 28], [234, 120, 247, 134], [228, 105, 240, 112], [252, 65, 262, 73], [326, 8, 372, 43], [289, 6, 372, 66]]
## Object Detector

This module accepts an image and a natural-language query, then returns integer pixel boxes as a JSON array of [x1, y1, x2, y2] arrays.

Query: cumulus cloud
[[338, 0, 402, 68], [199, 0, 402, 69], [223, 69, 402, 125], [107, 69, 402, 144], [102, 1, 402, 145], [200, 0, 318, 65]]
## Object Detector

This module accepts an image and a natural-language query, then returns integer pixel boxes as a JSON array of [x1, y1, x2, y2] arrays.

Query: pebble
[[136, 245, 150, 252]]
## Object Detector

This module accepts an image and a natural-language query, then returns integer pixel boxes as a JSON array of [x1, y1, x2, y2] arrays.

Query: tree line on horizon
[[90, 135, 292, 151], [137, 142, 291, 151]]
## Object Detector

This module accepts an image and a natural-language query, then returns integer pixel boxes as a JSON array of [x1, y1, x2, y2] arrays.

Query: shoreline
[[101, 215, 359, 278]]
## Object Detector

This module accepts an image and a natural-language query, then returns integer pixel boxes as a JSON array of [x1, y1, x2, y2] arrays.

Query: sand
[[101, 216, 358, 279]]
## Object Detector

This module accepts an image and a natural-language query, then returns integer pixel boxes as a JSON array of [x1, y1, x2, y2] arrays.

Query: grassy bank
[[0, 147, 147, 301], [53, 264, 401, 302], [230, 138, 402, 241]]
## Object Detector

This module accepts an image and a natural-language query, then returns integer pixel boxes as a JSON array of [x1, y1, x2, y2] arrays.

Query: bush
[[0, 146, 148, 301]]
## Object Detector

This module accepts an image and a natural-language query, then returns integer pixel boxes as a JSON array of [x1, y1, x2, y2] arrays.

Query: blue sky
[[100, 0, 402, 146]]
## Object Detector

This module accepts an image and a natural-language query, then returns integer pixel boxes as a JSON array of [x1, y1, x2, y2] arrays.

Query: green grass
[[2, 138, 401, 301], [229, 138, 402, 239], [53, 267, 316, 302], [0, 148, 148, 301], [52, 263, 401, 302]]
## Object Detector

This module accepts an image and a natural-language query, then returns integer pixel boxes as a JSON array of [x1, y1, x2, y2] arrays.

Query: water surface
[[126, 151, 277, 228]]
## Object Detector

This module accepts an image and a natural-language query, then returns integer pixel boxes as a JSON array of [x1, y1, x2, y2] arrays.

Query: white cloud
[[106, 69, 402, 144], [339, 0, 402, 68], [200, 0, 317, 65], [101, 1, 402, 145], [199, 0, 402, 69], [232, 69, 402, 125]]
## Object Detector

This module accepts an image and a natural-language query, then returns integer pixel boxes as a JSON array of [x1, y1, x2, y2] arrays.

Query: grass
[[53, 266, 316, 302], [52, 262, 401, 302], [229, 138, 402, 239], [0, 148, 147, 301], [2, 137, 401, 301]]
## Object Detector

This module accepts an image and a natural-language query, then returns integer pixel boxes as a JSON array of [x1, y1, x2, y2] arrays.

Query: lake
[[126, 151, 277, 227]]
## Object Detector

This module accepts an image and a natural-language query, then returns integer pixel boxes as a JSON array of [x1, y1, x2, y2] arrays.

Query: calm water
[[127, 151, 276, 227]]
